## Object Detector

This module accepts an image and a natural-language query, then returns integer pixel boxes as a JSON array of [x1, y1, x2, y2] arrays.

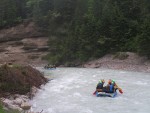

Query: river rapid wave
[[30, 67, 150, 113]]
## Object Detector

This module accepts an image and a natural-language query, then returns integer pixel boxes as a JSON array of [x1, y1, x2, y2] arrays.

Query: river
[[30, 67, 150, 113]]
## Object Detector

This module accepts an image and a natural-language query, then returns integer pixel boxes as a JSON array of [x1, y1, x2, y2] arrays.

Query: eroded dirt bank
[[83, 52, 150, 73], [0, 21, 49, 66], [0, 64, 48, 112]]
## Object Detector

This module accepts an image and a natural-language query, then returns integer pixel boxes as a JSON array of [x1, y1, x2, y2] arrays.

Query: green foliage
[[0, 0, 27, 29], [0, 103, 20, 113], [0, 0, 150, 64], [0, 66, 29, 95], [40, 0, 150, 65], [12, 64, 21, 69], [0, 103, 5, 113], [137, 18, 150, 58], [113, 52, 129, 60], [0, 65, 47, 96]]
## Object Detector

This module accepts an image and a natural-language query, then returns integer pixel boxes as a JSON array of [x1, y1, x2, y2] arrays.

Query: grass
[[0, 64, 48, 96], [0, 103, 5, 113], [0, 64, 48, 112]]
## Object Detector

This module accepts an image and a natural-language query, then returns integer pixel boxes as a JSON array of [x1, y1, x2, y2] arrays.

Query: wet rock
[[13, 98, 24, 105], [1, 98, 23, 112], [7, 104, 23, 112], [2, 98, 13, 107], [20, 95, 29, 102], [1, 93, 33, 112], [31, 86, 38, 97], [21, 102, 31, 111]]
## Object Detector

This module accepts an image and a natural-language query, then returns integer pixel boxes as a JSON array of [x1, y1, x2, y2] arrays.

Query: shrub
[[113, 52, 129, 60]]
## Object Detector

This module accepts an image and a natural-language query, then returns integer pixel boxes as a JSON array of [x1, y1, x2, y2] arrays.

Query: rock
[[8, 104, 23, 112], [13, 98, 23, 106], [21, 102, 31, 111], [2, 98, 23, 112], [37, 46, 49, 51], [20, 95, 29, 102], [31, 86, 38, 96], [2, 98, 14, 107], [1, 94, 32, 112], [14, 94, 20, 98], [8, 95, 15, 100], [0, 21, 49, 65]]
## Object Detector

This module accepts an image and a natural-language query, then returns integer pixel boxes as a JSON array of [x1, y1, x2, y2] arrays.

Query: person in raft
[[109, 79, 123, 94], [103, 79, 123, 94], [96, 79, 105, 92], [94, 79, 123, 94]]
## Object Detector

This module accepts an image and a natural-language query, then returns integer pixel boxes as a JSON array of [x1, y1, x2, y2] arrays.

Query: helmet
[[99, 79, 105, 83], [101, 79, 105, 83], [111, 80, 115, 85]]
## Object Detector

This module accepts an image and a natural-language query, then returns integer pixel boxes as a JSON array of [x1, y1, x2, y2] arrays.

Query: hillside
[[0, 0, 150, 67], [0, 21, 49, 66]]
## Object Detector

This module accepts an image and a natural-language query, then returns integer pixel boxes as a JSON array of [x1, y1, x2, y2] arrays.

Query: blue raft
[[96, 91, 117, 98], [44, 67, 56, 70]]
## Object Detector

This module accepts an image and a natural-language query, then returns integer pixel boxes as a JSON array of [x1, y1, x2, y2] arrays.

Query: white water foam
[[31, 67, 150, 113]]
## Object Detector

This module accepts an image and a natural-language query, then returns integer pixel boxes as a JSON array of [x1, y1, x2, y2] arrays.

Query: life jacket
[[109, 81, 116, 92], [109, 84, 114, 92], [96, 82, 103, 89]]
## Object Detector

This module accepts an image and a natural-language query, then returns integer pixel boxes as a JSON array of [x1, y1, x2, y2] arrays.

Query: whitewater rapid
[[30, 67, 150, 113]]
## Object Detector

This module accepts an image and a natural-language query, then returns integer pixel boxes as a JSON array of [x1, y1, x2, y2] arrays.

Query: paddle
[[115, 84, 123, 94], [119, 89, 123, 94], [116, 87, 123, 94], [93, 90, 97, 95]]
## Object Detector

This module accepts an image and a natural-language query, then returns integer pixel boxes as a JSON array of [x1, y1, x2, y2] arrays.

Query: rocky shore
[[1, 86, 38, 112], [83, 52, 150, 73], [0, 64, 48, 113]]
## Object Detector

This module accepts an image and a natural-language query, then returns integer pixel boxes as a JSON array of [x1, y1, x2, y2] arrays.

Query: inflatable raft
[[96, 91, 117, 98], [44, 67, 56, 70]]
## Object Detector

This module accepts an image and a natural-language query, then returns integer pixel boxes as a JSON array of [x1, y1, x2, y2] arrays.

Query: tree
[[0, 0, 26, 29]]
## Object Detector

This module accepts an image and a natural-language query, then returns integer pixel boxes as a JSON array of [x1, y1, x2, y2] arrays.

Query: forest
[[0, 0, 150, 65]]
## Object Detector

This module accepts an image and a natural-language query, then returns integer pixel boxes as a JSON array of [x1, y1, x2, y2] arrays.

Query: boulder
[[21, 102, 31, 111], [13, 98, 23, 106]]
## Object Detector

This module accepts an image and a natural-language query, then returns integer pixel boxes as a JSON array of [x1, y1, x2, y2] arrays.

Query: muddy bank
[[0, 64, 48, 112], [83, 52, 150, 73]]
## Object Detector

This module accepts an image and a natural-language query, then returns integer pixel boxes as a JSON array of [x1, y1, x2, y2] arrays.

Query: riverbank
[[0, 64, 48, 112], [0, 21, 49, 66], [83, 52, 150, 73]]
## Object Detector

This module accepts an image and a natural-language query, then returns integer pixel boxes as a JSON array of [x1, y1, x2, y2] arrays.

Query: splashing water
[[30, 67, 150, 113]]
